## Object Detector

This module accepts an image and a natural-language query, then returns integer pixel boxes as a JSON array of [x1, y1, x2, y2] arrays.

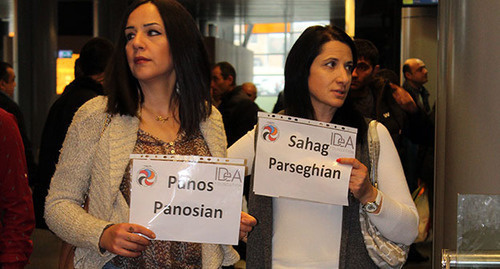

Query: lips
[[332, 89, 346, 96], [134, 56, 150, 64]]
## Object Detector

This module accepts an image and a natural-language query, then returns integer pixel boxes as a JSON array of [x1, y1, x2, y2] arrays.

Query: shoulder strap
[[367, 120, 380, 188]]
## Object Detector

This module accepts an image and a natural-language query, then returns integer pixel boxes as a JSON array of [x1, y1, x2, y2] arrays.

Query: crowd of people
[[0, 0, 435, 268]]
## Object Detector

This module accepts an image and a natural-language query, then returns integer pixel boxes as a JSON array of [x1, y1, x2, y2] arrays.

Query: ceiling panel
[[0, 0, 345, 27]]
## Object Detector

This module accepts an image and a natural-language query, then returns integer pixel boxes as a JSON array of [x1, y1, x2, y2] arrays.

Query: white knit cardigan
[[45, 96, 239, 268]]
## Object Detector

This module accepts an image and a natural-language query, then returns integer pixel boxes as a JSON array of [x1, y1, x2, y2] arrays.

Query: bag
[[412, 185, 430, 243], [58, 114, 111, 269], [359, 120, 410, 269]]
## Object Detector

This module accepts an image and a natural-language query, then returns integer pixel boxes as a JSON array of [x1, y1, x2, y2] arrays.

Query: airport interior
[[0, 0, 499, 268]]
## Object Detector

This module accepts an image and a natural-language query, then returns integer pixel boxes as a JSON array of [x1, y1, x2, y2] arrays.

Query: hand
[[99, 223, 156, 257], [390, 83, 418, 113], [239, 212, 257, 243], [336, 158, 377, 204]]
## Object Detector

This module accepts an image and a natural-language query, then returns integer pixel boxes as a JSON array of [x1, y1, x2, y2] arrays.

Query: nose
[[337, 67, 350, 85], [131, 32, 145, 50], [352, 67, 358, 78]]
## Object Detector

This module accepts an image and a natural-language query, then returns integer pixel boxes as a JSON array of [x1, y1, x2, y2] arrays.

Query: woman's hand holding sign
[[240, 212, 257, 243], [99, 223, 156, 257], [336, 158, 378, 208]]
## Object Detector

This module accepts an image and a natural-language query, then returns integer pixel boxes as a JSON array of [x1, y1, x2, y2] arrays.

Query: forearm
[[367, 124, 418, 245]]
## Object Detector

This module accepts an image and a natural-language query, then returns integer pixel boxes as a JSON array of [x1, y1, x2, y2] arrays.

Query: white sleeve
[[367, 123, 419, 245], [227, 126, 257, 176]]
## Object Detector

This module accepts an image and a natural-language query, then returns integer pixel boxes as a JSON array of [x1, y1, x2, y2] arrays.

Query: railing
[[442, 249, 500, 268]]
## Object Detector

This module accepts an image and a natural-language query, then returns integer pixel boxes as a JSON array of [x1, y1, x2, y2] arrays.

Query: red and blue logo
[[262, 124, 279, 142], [137, 168, 157, 187]]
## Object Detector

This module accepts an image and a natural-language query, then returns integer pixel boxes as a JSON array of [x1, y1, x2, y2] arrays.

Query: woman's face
[[125, 3, 174, 84], [308, 40, 354, 114]]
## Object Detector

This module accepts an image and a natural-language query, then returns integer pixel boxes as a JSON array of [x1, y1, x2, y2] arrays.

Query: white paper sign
[[129, 155, 245, 245], [254, 112, 358, 205]]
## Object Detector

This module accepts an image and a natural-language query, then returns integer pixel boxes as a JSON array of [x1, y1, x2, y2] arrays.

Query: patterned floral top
[[112, 129, 211, 269]]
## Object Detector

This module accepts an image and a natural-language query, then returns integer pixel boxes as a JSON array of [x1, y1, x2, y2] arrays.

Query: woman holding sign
[[45, 0, 255, 268], [229, 25, 418, 268]]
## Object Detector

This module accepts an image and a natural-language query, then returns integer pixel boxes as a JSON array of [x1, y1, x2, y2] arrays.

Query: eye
[[148, 29, 161, 36], [325, 60, 337, 68], [345, 64, 354, 72], [125, 32, 135, 41]]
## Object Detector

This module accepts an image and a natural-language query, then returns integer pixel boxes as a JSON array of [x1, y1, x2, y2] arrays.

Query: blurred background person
[[0, 61, 37, 188], [34, 37, 114, 230], [211, 61, 259, 147], [241, 82, 257, 102], [0, 108, 35, 269]]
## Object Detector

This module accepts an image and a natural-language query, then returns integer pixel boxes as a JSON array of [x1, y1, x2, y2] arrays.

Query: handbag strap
[[367, 120, 380, 189]]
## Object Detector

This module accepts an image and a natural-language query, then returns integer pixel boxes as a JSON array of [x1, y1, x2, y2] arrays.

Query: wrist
[[360, 186, 378, 205], [362, 189, 382, 214]]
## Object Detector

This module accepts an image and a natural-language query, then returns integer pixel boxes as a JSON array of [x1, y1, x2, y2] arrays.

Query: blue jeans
[[102, 261, 121, 269]]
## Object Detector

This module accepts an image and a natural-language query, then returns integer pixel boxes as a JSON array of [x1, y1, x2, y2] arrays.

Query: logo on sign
[[262, 124, 279, 142], [215, 167, 242, 183], [137, 168, 157, 187], [330, 132, 355, 149]]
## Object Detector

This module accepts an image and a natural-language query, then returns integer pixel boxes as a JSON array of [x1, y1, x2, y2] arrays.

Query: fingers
[[129, 224, 156, 240], [336, 158, 363, 169], [240, 212, 257, 227], [99, 223, 155, 257], [240, 212, 257, 241]]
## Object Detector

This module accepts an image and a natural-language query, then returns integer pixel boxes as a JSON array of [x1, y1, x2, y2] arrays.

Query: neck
[[407, 80, 421, 89], [312, 102, 337, 123], [89, 73, 105, 85]]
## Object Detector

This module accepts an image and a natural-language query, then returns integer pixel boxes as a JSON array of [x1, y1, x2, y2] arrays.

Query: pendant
[[155, 115, 169, 123]]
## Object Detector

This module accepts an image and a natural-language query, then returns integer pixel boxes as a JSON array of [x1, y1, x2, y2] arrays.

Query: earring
[[175, 82, 180, 94]]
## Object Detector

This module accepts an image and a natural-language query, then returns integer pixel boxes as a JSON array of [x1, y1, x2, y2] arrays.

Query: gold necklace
[[139, 105, 170, 123], [155, 115, 169, 123]]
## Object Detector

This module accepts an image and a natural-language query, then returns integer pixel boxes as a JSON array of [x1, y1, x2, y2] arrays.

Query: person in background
[[228, 25, 417, 268], [211, 61, 259, 147], [241, 82, 257, 102], [0, 108, 35, 269], [34, 37, 114, 229], [402, 58, 434, 262], [403, 58, 431, 115], [350, 39, 433, 156], [0, 61, 37, 187], [44, 1, 255, 268], [272, 90, 285, 113]]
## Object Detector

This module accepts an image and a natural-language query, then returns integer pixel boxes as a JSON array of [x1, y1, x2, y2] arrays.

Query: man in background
[[0, 61, 37, 187], [211, 61, 259, 147], [34, 37, 114, 229], [241, 82, 257, 102], [403, 58, 431, 114]]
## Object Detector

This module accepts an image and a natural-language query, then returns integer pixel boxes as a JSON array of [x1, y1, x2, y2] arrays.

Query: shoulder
[[70, 96, 108, 130], [201, 106, 227, 157]]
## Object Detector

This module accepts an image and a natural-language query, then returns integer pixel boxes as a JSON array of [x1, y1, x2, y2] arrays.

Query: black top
[[34, 76, 104, 229], [217, 86, 259, 147]]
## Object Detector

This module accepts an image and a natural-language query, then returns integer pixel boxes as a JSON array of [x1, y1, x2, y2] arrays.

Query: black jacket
[[34, 77, 104, 229], [218, 86, 259, 147]]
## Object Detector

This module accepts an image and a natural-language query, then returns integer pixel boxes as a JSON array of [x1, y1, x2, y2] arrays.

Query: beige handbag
[[359, 120, 410, 269]]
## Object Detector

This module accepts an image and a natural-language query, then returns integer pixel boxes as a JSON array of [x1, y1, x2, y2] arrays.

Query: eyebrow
[[125, 22, 161, 30]]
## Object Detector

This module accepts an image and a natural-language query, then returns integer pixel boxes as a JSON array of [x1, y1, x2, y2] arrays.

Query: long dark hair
[[284, 25, 366, 141], [105, 0, 212, 136]]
